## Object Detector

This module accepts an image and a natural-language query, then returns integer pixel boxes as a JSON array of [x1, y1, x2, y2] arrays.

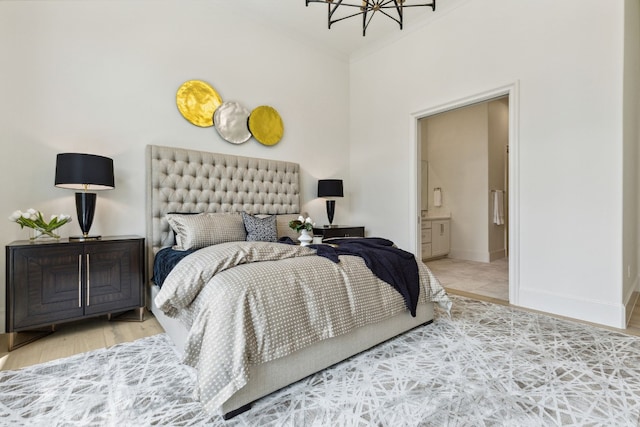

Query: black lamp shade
[[55, 153, 115, 190], [317, 179, 343, 198], [55, 153, 114, 239]]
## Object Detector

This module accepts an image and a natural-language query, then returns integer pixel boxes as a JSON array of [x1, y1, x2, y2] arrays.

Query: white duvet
[[154, 241, 450, 415]]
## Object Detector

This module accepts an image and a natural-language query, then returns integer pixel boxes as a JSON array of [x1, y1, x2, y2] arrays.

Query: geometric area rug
[[2, 295, 640, 426]]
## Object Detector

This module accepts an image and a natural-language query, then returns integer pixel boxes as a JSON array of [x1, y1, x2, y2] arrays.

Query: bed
[[145, 144, 450, 419]]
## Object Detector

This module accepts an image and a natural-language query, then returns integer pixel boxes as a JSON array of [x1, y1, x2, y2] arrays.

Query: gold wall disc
[[176, 80, 222, 127], [248, 106, 284, 146]]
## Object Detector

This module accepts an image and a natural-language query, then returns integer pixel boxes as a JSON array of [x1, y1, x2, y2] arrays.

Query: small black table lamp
[[317, 179, 343, 226], [55, 153, 115, 240]]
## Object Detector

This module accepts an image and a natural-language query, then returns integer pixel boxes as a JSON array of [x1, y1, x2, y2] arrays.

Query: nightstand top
[[7, 235, 144, 247], [313, 225, 361, 229]]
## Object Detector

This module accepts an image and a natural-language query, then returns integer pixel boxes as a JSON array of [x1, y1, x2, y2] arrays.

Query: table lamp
[[55, 153, 115, 240], [317, 179, 343, 226]]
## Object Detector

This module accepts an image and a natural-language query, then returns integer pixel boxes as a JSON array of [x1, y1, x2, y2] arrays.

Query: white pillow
[[166, 212, 246, 250]]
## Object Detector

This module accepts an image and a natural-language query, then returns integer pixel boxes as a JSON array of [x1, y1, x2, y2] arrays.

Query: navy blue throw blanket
[[309, 238, 421, 317], [153, 247, 196, 287]]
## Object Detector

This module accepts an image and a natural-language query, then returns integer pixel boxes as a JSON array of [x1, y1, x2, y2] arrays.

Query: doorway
[[416, 94, 512, 303]]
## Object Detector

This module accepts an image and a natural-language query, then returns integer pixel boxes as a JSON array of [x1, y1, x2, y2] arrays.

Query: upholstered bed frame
[[145, 144, 434, 419]]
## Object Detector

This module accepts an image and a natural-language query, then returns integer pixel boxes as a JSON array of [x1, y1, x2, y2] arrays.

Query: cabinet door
[[421, 221, 432, 259], [431, 220, 450, 257], [10, 245, 84, 330], [83, 240, 143, 315], [421, 243, 432, 259]]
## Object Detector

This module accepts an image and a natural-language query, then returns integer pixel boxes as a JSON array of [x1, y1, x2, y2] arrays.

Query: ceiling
[[232, 0, 452, 59]]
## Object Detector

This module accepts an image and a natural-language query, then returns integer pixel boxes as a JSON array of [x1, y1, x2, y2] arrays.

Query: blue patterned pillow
[[242, 212, 277, 242]]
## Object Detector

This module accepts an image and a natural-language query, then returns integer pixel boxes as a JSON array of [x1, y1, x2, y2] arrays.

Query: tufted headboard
[[145, 144, 300, 282]]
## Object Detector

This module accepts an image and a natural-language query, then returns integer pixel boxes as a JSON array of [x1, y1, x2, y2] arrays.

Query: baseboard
[[518, 287, 625, 329], [489, 249, 506, 262]]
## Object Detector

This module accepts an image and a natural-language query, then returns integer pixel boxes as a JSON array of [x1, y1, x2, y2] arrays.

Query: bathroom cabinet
[[421, 214, 450, 260]]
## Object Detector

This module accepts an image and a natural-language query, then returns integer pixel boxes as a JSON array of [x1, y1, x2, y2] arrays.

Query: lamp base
[[69, 235, 102, 241], [325, 199, 336, 226], [75, 192, 97, 238]]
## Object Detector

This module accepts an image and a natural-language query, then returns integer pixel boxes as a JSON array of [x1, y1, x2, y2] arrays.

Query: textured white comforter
[[154, 241, 449, 415]]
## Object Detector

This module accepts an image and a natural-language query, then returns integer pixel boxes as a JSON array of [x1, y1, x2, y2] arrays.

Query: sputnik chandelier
[[305, 0, 436, 36]]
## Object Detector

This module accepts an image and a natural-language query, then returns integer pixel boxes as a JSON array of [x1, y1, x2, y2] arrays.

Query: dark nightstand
[[5, 235, 145, 351], [312, 225, 365, 241]]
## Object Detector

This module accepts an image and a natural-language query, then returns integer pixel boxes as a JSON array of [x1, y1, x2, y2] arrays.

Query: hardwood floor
[[2, 291, 640, 372], [0, 310, 163, 371]]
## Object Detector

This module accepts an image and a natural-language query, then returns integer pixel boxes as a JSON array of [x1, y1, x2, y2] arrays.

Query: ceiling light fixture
[[305, 0, 436, 36]]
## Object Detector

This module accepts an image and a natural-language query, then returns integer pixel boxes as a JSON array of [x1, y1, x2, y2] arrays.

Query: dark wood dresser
[[6, 235, 144, 350], [312, 225, 365, 240]]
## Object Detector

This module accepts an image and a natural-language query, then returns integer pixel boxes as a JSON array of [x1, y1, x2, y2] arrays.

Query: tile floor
[[426, 257, 509, 301]]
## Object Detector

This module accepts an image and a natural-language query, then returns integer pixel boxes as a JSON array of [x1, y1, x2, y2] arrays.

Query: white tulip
[[8, 210, 22, 221], [298, 215, 305, 221], [21, 212, 30, 219], [305, 217, 312, 224], [26, 208, 37, 215]]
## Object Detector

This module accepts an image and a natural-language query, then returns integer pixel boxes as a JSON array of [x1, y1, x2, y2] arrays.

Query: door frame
[[409, 82, 520, 304]]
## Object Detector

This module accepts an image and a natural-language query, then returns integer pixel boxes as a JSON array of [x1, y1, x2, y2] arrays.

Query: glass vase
[[29, 227, 60, 241]]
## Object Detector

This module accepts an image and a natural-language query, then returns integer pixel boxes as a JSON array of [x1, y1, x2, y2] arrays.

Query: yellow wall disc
[[176, 80, 222, 127], [249, 106, 284, 146]]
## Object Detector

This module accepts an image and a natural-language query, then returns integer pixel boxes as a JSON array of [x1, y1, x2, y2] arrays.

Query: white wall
[[421, 99, 508, 263], [0, 0, 635, 332], [423, 103, 489, 262], [349, 0, 627, 327], [624, 0, 640, 319], [0, 0, 351, 332]]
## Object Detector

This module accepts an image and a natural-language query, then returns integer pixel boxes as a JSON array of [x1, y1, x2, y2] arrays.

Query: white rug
[[2, 296, 640, 426]]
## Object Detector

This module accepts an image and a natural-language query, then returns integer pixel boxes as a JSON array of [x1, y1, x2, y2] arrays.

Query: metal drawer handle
[[78, 255, 82, 308], [86, 254, 90, 306]]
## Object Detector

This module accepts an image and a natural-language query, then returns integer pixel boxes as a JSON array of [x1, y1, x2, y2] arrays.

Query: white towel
[[434, 188, 442, 207], [493, 190, 504, 225]]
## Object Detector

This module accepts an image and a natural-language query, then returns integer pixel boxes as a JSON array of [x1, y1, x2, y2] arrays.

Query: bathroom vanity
[[421, 212, 450, 260]]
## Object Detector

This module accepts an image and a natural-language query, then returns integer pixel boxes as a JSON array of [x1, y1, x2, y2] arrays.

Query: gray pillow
[[242, 212, 277, 242], [166, 212, 246, 250]]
